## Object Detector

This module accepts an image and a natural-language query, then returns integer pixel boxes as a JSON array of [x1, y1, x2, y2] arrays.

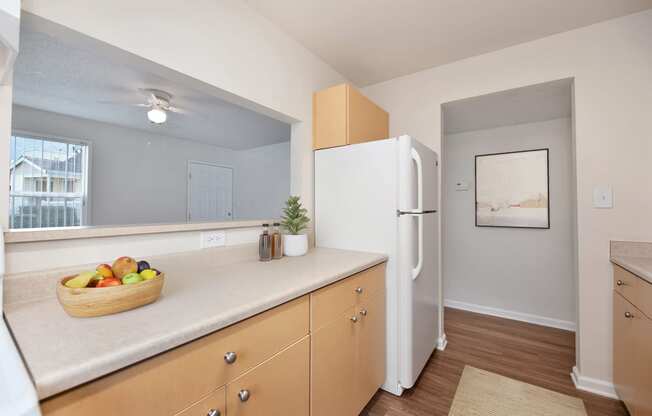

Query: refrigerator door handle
[[410, 147, 424, 280], [411, 213, 424, 280], [411, 147, 423, 212]]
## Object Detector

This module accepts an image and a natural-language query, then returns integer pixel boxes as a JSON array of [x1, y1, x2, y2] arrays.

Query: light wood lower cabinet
[[40, 263, 387, 416], [613, 267, 652, 416], [311, 306, 358, 416], [176, 387, 226, 416], [355, 289, 386, 409], [311, 263, 386, 416], [226, 336, 310, 416]]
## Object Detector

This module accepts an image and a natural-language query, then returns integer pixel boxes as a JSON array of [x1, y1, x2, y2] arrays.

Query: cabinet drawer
[[41, 296, 309, 416], [226, 336, 310, 416], [175, 387, 225, 416], [356, 263, 386, 300], [311, 263, 385, 330], [614, 265, 652, 318]]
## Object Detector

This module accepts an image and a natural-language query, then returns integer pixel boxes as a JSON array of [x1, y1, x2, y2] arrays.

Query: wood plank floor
[[361, 307, 629, 416]]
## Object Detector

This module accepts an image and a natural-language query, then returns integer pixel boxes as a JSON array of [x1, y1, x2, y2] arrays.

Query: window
[[9, 134, 89, 229]]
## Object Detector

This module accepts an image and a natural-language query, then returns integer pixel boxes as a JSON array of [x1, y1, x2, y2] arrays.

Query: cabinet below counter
[[610, 240, 652, 416], [39, 262, 386, 416], [3, 247, 387, 406]]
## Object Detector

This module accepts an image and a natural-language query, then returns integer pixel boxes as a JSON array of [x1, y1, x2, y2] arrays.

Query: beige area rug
[[448, 366, 587, 416]]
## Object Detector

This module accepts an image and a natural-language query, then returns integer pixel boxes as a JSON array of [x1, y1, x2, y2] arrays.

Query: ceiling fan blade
[[166, 106, 186, 114], [97, 100, 150, 107]]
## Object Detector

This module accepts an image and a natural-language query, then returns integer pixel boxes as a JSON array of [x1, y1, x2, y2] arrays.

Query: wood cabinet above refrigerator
[[313, 83, 389, 150]]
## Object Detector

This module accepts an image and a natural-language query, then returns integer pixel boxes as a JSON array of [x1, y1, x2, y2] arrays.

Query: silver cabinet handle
[[238, 389, 250, 402], [355, 287, 363, 294], [224, 351, 237, 364], [350, 316, 359, 323], [616, 280, 624, 286], [625, 311, 633, 318], [359, 308, 368, 316], [207, 409, 221, 416]]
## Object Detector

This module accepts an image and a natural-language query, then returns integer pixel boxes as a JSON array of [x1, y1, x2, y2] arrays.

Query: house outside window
[[9, 133, 90, 229]]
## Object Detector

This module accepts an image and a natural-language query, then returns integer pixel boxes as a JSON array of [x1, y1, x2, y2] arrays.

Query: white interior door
[[188, 161, 233, 221]]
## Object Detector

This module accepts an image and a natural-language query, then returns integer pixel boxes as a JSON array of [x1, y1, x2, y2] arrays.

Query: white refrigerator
[[315, 135, 442, 396]]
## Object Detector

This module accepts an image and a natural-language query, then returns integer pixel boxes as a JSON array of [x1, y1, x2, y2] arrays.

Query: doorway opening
[[440, 78, 578, 337]]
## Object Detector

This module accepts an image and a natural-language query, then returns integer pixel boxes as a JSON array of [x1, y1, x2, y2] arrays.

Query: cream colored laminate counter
[[3, 247, 386, 400], [610, 256, 652, 284]]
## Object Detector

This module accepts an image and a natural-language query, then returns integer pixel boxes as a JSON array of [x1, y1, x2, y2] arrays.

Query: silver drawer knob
[[355, 287, 363, 294], [624, 311, 633, 319], [350, 315, 359, 323], [207, 409, 221, 416], [224, 351, 237, 364], [616, 280, 624, 286], [238, 389, 250, 402], [360, 308, 368, 316]]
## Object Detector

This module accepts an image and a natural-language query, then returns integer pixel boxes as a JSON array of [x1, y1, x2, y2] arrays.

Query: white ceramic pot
[[283, 234, 308, 257]]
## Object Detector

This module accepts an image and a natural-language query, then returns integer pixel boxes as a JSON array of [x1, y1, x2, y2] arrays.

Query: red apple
[[96, 277, 121, 287]]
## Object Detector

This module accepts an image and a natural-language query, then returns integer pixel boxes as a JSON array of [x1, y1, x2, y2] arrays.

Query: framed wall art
[[475, 149, 550, 229]]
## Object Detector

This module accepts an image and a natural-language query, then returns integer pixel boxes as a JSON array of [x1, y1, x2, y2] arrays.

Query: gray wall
[[12, 105, 290, 225], [442, 118, 575, 324], [234, 141, 290, 220]]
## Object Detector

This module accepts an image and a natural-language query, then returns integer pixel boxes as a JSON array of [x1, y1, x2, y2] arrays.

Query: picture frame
[[475, 148, 550, 229]]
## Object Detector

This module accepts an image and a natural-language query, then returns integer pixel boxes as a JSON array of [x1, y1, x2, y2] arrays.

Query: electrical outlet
[[201, 230, 226, 248]]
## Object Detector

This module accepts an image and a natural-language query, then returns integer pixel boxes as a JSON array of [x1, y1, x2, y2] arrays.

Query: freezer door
[[398, 135, 439, 212], [397, 135, 440, 389]]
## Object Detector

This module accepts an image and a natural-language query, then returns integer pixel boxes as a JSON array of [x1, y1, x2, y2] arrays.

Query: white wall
[[363, 10, 652, 387], [1, 0, 345, 276], [11, 105, 289, 225], [443, 118, 575, 326]]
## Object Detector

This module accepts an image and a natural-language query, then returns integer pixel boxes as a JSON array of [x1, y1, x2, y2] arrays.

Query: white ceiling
[[13, 14, 291, 151], [246, 0, 652, 86], [442, 78, 572, 134]]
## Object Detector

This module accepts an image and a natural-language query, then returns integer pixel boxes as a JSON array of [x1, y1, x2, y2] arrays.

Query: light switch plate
[[593, 186, 614, 208], [201, 230, 226, 248], [455, 180, 469, 191]]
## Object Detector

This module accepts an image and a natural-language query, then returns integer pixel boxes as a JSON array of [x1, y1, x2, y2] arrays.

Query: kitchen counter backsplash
[[610, 240, 652, 258]]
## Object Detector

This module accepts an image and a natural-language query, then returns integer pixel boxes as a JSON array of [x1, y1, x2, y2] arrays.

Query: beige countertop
[[610, 240, 652, 284], [610, 256, 652, 284], [4, 247, 386, 400]]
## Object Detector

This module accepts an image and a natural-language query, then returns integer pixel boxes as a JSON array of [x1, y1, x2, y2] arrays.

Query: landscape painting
[[475, 149, 549, 229]]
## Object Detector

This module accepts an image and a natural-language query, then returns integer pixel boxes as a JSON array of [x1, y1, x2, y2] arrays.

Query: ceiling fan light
[[147, 107, 167, 124]]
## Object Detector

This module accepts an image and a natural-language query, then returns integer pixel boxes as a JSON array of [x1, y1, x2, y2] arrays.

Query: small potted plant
[[281, 195, 310, 256]]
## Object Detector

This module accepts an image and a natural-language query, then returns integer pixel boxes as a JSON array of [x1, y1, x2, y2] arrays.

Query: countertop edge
[[4, 219, 275, 243], [610, 256, 652, 285], [37, 254, 387, 400]]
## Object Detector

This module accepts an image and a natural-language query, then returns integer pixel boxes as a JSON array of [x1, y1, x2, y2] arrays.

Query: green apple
[[122, 272, 144, 285]]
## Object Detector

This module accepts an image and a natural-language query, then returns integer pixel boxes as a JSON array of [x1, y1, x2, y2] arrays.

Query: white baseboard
[[437, 333, 448, 351], [571, 366, 618, 399], [444, 299, 577, 332]]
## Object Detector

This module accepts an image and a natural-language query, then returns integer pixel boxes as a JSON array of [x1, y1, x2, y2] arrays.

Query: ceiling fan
[[101, 88, 186, 124]]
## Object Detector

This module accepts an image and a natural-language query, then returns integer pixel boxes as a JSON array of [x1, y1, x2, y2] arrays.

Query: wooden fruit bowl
[[57, 274, 165, 318]]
